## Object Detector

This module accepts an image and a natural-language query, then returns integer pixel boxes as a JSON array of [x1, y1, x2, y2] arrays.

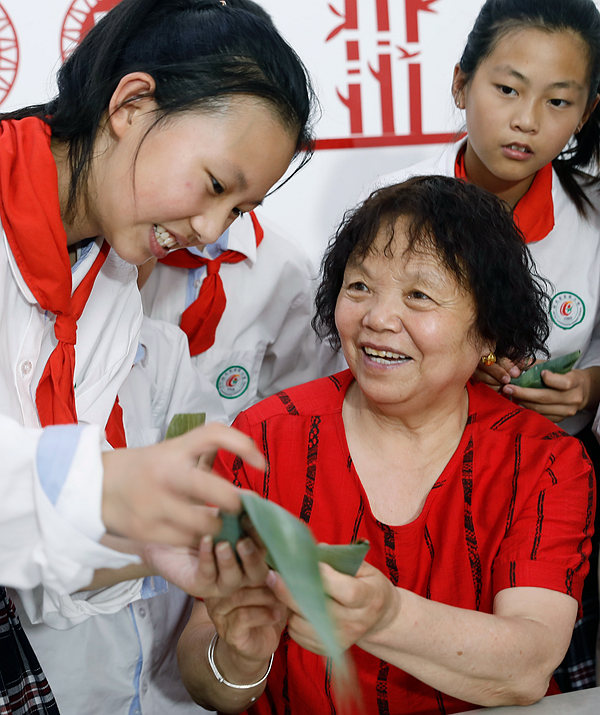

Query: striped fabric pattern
[[213, 370, 594, 715], [0, 588, 59, 714]]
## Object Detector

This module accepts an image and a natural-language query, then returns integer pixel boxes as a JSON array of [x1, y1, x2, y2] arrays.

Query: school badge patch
[[216, 366, 250, 399], [550, 292, 585, 330]]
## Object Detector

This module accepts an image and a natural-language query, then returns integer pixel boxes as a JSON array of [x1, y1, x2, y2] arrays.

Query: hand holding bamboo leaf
[[204, 584, 287, 678], [509, 350, 580, 388], [143, 532, 270, 599], [214, 491, 369, 675], [500, 352, 600, 423], [102, 420, 262, 547], [267, 561, 398, 654], [165, 413, 370, 670]]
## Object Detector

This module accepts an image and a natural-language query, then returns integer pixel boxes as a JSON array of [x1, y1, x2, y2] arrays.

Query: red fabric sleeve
[[492, 436, 595, 608]]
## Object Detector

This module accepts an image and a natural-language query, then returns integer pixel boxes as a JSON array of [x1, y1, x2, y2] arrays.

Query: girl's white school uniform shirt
[[21, 316, 221, 715], [378, 140, 600, 435], [141, 210, 346, 423], [119, 316, 228, 444], [0, 225, 145, 625]]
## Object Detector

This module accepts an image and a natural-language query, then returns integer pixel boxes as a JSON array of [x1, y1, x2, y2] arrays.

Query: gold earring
[[481, 352, 496, 366]]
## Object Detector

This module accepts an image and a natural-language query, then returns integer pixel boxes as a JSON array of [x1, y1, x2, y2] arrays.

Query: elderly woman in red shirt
[[176, 176, 594, 715]]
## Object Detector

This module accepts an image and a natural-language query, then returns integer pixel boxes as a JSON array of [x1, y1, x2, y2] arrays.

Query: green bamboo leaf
[[316, 541, 370, 576], [216, 511, 245, 547], [510, 350, 580, 388], [215, 515, 369, 577], [239, 491, 349, 671], [163, 415, 369, 684], [165, 413, 206, 440]]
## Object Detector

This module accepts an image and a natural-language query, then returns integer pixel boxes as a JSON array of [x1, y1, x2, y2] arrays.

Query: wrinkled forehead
[[347, 218, 471, 292], [347, 216, 438, 266]]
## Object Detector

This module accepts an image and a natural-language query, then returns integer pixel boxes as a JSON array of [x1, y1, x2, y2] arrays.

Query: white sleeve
[[258, 252, 346, 398], [0, 416, 139, 593]]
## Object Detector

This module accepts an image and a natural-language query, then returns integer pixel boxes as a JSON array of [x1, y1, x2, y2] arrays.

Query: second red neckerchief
[[159, 211, 264, 355]]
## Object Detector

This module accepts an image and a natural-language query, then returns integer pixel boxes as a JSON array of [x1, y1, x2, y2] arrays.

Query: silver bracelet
[[207, 632, 274, 690]]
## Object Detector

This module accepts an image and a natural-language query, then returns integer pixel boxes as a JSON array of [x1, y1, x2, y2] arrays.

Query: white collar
[[187, 214, 259, 265]]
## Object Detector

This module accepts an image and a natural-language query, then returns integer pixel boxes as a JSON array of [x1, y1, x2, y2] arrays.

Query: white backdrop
[[0, 0, 588, 268]]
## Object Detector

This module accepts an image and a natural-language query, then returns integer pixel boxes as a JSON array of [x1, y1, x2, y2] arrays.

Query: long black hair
[[1, 0, 315, 217], [457, 0, 600, 215], [313, 176, 550, 365]]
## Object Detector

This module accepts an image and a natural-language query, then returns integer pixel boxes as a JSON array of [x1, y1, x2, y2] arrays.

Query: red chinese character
[[405, 0, 439, 43], [326, 0, 359, 42], [376, 0, 390, 32], [369, 52, 394, 134], [336, 82, 363, 135]]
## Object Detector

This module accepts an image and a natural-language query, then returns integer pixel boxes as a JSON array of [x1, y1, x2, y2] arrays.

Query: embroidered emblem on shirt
[[549, 292, 585, 330], [216, 365, 250, 399]]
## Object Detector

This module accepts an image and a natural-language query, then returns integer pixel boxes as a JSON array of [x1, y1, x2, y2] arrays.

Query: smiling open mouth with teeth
[[363, 346, 410, 365], [506, 144, 531, 153], [154, 224, 178, 250]]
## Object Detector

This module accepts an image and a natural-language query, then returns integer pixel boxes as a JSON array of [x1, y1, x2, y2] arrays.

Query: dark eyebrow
[[494, 65, 528, 83], [547, 79, 585, 91], [493, 64, 585, 91], [232, 168, 264, 208], [235, 169, 248, 191]]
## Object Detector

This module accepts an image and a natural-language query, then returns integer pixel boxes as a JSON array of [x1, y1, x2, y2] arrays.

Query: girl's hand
[[501, 368, 592, 422], [101, 422, 264, 547], [205, 583, 287, 673], [143, 534, 270, 599], [473, 357, 522, 391], [267, 561, 398, 653]]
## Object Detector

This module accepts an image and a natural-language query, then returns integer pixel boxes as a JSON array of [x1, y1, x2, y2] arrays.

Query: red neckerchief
[[159, 211, 264, 356], [0, 117, 126, 446], [455, 145, 555, 243]]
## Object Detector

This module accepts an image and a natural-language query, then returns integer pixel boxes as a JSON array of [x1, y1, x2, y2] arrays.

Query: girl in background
[[377, 0, 600, 692]]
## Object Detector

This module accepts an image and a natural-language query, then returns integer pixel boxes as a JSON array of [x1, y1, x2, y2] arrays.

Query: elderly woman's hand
[[205, 583, 288, 669], [267, 561, 398, 653], [143, 534, 270, 599], [501, 366, 600, 423]]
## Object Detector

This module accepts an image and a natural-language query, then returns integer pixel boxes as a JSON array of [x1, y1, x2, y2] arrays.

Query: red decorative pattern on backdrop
[[58, 0, 457, 152], [60, 0, 120, 60], [317, 0, 455, 150], [0, 4, 18, 107]]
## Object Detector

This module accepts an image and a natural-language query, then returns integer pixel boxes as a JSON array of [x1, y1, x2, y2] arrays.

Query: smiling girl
[[376, 0, 600, 691], [0, 0, 316, 710]]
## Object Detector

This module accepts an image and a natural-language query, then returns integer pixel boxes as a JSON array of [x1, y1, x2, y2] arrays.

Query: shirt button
[[138, 606, 146, 617], [20, 360, 32, 376]]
